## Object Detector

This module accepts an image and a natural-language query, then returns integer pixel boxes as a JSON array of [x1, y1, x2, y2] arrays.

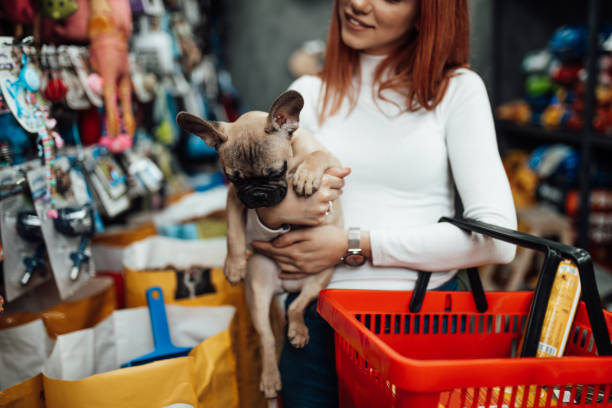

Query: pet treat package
[[0, 165, 52, 302], [439, 385, 553, 408], [118, 149, 164, 197], [82, 147, 130, 218], [26, 157, 95, 299], [535, 259, 582, 357], [515, 258, 582, 359]]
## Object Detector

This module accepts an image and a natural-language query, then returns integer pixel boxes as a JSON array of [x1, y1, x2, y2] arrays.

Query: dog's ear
[[265, 90, 304, 136], [176, 112, 227, 149]]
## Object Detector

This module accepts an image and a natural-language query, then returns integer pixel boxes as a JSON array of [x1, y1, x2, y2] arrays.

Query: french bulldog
[[176, 90, 342, 400]]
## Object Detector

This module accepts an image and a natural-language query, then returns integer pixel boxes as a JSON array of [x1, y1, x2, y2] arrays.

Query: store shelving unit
[[492, 0, 612, 250]]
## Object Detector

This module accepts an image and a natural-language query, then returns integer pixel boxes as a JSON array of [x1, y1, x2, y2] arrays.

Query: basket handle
[[410, 267, 487, 313], [434, 216, 612, 357]]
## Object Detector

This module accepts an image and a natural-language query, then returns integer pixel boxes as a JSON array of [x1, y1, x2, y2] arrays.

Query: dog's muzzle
[[237, 182, 287, 209]]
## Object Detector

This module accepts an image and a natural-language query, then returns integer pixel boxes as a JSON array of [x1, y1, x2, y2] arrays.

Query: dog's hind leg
[[245, 254, 283, 399], [285, 267, 334, 348]]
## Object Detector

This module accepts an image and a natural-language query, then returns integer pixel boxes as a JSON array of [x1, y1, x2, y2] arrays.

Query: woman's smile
[[344, 12, 375, 31], [339, 0, 419, 55]]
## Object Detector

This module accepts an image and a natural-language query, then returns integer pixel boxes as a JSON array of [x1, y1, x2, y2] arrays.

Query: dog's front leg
[[224, 185, 248, 284], [245, 254, 283, 399], [292, 150, 342, 196]]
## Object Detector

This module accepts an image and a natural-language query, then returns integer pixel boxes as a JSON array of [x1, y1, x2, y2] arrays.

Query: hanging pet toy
[[42, 46, 69, 102], [89, 0, 135, 149], [16, 210, 47, 286], [40, 0, 79, 20], [37, 129, 58, 218], [0, 45, 46, 134], [53, 204, 95, 280]]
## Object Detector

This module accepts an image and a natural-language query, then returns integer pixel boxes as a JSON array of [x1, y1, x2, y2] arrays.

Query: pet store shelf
[[495, 119, 612, 150], [495, 119, 583, 146]]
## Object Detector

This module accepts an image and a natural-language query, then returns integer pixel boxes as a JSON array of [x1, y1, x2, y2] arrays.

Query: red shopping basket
[[318, 218, 612, 407]]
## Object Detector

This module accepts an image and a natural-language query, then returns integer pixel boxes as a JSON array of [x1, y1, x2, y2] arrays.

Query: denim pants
[[278, 276, 460, 408]]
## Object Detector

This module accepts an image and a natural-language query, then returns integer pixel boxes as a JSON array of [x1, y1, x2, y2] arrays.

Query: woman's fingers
[[320, 174, 345, 190], [272, 230, 307, 248], [279, 272, 309, 280], [325, 167, 351, 179], [276, 262, 301, 272], [250, 241, 284, 255]]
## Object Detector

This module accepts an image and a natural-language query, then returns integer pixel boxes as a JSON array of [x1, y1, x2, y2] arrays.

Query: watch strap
[[347, 227, 360, 251]]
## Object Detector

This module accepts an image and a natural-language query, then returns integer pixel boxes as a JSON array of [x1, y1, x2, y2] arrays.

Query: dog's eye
[[267, 161, 287, 179], [225, 171, 245, 185]]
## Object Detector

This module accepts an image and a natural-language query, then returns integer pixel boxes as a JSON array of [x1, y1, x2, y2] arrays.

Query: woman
[[251, 0, 517, 406]]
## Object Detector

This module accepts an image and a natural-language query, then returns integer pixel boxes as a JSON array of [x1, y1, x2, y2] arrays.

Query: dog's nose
[[252, 191, 267, 200]]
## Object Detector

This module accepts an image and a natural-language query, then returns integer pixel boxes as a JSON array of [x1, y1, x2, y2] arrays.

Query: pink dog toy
[[88, 0, 135, 139]]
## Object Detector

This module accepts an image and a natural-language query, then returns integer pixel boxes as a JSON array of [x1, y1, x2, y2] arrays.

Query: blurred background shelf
[[492, 0, 612, 253], [496, 119, 612, 150]]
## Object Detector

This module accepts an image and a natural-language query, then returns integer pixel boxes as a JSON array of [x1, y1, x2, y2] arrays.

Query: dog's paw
[[292, 162, 323, 197], [223, 257, 247, 284], [260, 366, 282, 399], [288, 321, 310, 348]]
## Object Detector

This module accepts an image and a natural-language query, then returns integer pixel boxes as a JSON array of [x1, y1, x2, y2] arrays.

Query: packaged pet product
[[534, 259, 582, 357], [26, 156, 95, 299], [0, 165, 52, 302]]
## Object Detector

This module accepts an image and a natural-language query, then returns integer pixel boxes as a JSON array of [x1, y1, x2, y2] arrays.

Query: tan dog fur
[[176, 91, 342, 400]]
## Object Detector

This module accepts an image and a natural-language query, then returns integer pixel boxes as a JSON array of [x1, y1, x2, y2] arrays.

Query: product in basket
[[439, 385, 554, 408], [518, 259, 581, 357], [176, 90, 343, 399]]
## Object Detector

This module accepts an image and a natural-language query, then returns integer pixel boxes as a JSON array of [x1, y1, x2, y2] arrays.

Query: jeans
[[278, 276, 460, 408]]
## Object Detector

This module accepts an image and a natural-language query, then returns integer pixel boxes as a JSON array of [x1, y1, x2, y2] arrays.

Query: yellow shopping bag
[[0, 375, 44, 408], [124, 267, 269, 408], [43, 357, 199, 408], [0, 277, 116, 338], [41, 302, 237, 408]]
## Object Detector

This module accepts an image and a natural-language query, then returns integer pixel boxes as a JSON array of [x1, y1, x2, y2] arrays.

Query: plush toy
[[40, 0, 79, 20], [549, 25, 587, 62], [502, 150, 539, 209], [496, 100, 531, 125], [40, 0, 90, 42], [88, 0, 134, 145]]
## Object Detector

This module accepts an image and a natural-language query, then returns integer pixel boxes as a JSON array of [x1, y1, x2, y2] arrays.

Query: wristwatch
[[340, 227, 366, 267]]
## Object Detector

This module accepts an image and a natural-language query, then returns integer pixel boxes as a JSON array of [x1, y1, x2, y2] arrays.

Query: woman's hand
[[251, 225, 348, 279], [256, 167, 350, 229]]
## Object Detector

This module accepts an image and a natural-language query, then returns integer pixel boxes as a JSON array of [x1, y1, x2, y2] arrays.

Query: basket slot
[[384, 314, 391, 334], [355, 312, 525, 360], [394, 314, 401, 334]]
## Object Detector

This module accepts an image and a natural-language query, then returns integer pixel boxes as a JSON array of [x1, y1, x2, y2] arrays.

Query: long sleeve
[[369, 71, 517, 272]]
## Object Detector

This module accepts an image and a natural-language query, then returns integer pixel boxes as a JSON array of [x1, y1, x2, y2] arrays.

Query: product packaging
[[0, 165, 52, 302], [533, 259, 582, 357], [81, 147, 130, 218], [26, 156, 95, 299]]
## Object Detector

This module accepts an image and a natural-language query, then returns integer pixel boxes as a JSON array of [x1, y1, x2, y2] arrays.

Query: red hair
[[318, 0, 470, 122]]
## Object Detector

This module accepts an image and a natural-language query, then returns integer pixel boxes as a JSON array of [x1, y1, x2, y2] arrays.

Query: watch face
[[343, 253, 366, 267]]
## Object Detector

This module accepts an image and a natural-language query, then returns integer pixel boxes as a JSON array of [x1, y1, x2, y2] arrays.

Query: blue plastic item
[[549, 25, 587, 61], [121, 287, 192, 367]]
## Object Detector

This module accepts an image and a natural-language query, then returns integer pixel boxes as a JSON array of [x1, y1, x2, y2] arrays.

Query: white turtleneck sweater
[[249, 54, 517, 290]]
